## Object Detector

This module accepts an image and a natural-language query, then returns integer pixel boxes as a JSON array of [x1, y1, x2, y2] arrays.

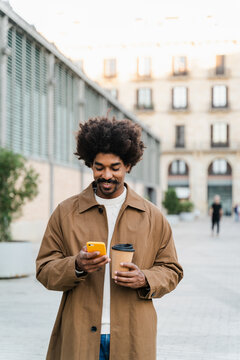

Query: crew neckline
[[95, 186, 127, 206]]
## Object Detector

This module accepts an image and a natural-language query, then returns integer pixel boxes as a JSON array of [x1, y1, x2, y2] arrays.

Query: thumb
[[82, 245, 88, 252]]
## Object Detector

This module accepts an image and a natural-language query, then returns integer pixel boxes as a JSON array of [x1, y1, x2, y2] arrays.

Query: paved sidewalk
[[0, 217, 240, 359], [156, 217, 240, 360]]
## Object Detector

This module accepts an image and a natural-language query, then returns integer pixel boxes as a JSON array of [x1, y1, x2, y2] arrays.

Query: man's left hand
[[114, 263, 147, 289]]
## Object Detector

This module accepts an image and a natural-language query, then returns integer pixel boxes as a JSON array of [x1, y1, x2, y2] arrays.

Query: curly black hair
[[75, 117, 145, 170]]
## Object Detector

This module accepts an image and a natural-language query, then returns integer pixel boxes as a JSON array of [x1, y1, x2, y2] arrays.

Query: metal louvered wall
[[54, 62, 79, 164], [0, 7, 160, 190], [5, 26, 49, 158]]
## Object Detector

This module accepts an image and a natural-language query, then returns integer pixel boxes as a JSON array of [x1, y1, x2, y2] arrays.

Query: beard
[[96, 178, 121, 198]]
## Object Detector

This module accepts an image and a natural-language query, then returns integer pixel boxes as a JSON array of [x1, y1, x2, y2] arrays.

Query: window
[[212, 85, 228, 108], [175, 125, 185, 148], [104, 59, 117, 78], [172, 86, 188, 109], [175, 187, 190, 199], [208, 159, 231, 175], [216, 55, 225, 75], [172, 56, 187, 76], [212, 159, 227, 174], [211, 123, 229, 147], [138, 57, 151, 77], [136, 88, 153, 109], [169, 160, 188, 175]]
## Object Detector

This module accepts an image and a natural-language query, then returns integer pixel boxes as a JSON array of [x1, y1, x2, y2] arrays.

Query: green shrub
[[179, 200, 194, 213], [162, 188, 180, 215], [0, 148, 39, 242]]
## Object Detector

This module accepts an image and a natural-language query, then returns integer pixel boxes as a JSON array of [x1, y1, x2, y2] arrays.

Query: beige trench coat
[[36, 183, 183, 360]]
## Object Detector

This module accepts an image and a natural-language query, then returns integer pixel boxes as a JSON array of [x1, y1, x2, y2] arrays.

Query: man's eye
[[96, 168, 103, 171], [112, 168, 120, 171]]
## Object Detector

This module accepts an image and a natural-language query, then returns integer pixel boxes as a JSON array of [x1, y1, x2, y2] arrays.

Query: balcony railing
[[135, 104, 154, 111], [208, 68, 231, 79], [211, 141, 229, 148]]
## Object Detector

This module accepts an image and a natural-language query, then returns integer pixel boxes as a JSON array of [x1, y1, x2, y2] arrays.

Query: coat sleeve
[[138, 214, 183, 300], [36, 205, 87, 292]]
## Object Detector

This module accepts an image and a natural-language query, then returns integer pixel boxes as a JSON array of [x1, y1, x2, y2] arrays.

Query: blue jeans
[[99, 334, 110, 360]]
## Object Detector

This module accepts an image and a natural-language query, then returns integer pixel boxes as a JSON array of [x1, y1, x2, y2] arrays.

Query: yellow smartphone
[[86, 242, 106, 257]]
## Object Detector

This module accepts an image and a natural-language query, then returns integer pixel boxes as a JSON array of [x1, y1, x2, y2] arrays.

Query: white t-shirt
[[95, 187, 127, 334]]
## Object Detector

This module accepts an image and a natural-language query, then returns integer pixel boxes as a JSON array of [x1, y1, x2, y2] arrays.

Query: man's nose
[[102, 169, 112, 180]]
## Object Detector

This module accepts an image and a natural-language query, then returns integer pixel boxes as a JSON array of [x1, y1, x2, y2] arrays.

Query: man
[[36, 117, 183, 360], [210, 194, 223, 236]]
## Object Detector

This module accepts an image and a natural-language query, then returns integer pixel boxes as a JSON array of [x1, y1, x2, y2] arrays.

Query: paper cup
[[111, 244, 135, 278]]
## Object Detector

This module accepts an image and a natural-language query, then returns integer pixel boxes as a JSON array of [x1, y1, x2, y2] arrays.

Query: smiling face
[[92, 153, 130, 199]]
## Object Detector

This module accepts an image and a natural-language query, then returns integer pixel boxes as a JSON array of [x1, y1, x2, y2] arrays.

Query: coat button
[[91, 326, 97, 332], [98, 207, 103, 214]]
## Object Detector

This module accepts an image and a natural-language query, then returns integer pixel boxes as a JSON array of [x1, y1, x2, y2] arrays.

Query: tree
[[0, 148, 39, 242], [162, 188, 180, 215]]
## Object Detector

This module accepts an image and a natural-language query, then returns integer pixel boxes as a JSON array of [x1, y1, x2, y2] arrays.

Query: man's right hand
[[76, 246, 110, 273]]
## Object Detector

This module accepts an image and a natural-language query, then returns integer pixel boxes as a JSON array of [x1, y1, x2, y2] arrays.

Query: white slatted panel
[[40, 48, 48, 158], [6, 26, 49, 158], [85, 85, 102, 120], [6, 27, 13, 148], [54, 62, 77, 164], [24, 37, 32, 155], [33, 44, 41, 155], [13, 30, 23, 153]]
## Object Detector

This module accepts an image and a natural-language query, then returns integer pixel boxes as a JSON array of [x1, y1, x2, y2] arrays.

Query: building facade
[[79, 40, 240, 215], [0, 1, 160, 241]]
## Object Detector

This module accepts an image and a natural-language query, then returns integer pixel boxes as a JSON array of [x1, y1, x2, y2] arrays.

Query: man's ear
[[126, 164, 131, 173]]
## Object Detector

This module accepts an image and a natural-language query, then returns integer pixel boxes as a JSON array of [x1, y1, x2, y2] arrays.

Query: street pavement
[[0, 217, 240, 360]]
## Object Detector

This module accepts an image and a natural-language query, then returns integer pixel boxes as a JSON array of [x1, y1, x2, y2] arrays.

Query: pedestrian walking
[[36, 116, 183, 360], [210, 195, 223, 236], [233, 204, 240, 222]]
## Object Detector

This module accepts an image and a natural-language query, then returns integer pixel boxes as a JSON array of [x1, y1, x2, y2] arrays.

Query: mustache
[[97, 178, 119, 185]]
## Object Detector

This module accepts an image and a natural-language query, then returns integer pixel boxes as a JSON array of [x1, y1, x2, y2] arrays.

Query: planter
[[0, 241, 34, 278], [180, 212, 195, 222], [166, 214, 180, 226]]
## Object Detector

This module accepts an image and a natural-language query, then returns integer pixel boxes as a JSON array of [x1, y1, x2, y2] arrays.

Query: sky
[[7, 0, 240, 59]]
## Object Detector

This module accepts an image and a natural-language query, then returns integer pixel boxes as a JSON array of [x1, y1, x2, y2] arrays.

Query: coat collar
[[78, 182, 146, 213]]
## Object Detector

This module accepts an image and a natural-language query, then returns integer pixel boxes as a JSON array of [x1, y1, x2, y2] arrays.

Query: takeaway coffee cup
[[111, 244, 135, 279]]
